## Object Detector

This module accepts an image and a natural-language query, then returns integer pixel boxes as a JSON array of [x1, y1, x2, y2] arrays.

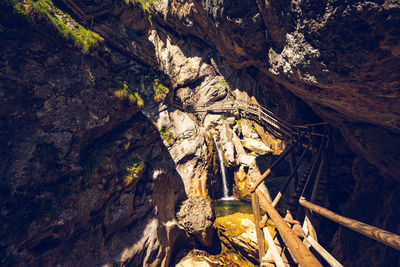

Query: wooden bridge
[[173, 99, 400, 266]]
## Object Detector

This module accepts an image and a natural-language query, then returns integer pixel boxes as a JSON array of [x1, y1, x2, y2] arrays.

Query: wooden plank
[[251, 192, 266, 260], [263, 226, 286, 267], [256, 190, 322, 266], [300, 198, 400, 251], [304, 235, 343, 267]]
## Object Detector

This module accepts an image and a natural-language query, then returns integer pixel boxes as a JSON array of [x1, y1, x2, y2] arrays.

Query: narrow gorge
[[0, 0, 399, 266]]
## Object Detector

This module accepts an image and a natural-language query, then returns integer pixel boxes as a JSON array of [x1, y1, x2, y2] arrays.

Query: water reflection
[[214, 200, 253, 218]]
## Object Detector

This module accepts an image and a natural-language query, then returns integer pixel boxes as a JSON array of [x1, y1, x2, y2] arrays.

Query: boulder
[[176, 197, 215, 248], [242, 138, 273, 155]]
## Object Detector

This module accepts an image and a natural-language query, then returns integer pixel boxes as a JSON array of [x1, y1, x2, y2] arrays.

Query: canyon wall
[[1, 0, 399, 266]]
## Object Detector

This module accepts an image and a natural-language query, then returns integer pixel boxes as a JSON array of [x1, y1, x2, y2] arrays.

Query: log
[[251, 192, 266, 260], [256, 190, 322, 266], [299, 198, 400, 251]]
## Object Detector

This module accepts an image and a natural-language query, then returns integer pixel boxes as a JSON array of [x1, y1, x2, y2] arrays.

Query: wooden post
[[299, 198, 400, 251], [251, 192, 266, 260], [256, 190, 323, 266]]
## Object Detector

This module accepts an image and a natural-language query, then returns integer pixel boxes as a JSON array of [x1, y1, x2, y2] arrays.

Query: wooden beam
[[263, 226, 286, 267], [256, 190, 322, 266], [251, 192, 266, 260], [304, 234, 343, 267], [299, 198, 400, 251]]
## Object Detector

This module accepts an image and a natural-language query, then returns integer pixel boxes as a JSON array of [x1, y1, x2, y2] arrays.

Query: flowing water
[[213, 135, 231, 199]]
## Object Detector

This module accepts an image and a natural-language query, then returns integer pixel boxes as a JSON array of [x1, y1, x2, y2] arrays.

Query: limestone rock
[[203, 114, 222, 130], [176, 197, 215, 248], [241, 138, 273, 155], [219, 122, 236, 166]]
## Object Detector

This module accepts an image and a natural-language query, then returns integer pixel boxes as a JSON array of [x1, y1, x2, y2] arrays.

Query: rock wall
[[0, 8, 186, 266]]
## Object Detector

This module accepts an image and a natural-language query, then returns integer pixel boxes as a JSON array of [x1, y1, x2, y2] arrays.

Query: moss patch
[[7, 0, 103, 53]]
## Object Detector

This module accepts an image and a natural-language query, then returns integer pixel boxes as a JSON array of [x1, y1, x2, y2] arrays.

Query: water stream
[[213, 135, 234, 200]]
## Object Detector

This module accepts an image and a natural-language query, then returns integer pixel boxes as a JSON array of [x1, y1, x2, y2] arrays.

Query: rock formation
[[1, 0, 399, 266]]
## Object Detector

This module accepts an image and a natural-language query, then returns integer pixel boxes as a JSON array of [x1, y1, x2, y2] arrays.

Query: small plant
[[114, 81, 144, 107], [159, 127, 174, 144], [235, 118, 244, 125], [153, 78, 169, 102], [123, 159, 145, 186], [221, 114, 227, 120], [213, 78, 231, 92]]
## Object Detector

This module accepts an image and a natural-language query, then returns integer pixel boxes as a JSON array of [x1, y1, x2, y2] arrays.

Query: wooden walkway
[[173, 99, 400, 266]]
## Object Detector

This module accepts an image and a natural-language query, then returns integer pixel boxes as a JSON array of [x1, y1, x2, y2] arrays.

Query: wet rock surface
[[214, 213, 275, 265]]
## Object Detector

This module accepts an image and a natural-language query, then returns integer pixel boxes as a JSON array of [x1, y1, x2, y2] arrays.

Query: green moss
[[221, 114, 227, 120], [160, 128, 174, 144], [114, 80, 144, 107], [8, 0, 103, 53], [235, 118, 244, 125], [125, 0, 161, 22], [153, 78, 169, 102]]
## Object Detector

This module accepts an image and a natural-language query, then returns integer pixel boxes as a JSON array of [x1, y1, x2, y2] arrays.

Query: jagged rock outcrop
[[176, 197, 215, 248]]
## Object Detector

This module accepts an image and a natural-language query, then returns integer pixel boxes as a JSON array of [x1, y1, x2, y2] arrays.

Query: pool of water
[[214, 199, 253, 218]]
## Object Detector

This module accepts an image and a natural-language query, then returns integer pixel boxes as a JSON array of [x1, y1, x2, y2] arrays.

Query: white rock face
[[240, 121, 259, 139], [238, 154, 257, 167], [219, 123, 236, 165], [170, 110, 197, 138], [203, 114, 222, 130], [241, 138, 272, 155]]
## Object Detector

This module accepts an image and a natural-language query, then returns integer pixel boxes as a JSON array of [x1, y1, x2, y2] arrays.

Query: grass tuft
[[153, 78, 169, 102], [114, 81, 144, 108], [7, 0, 103, 53], [123, 159, 145, 186]]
